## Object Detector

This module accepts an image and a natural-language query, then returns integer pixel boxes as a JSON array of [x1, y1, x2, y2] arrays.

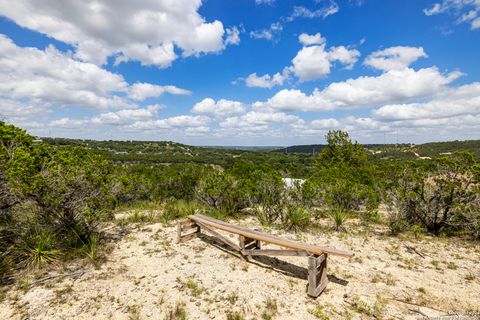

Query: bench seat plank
[[188, 214, 353, 257]]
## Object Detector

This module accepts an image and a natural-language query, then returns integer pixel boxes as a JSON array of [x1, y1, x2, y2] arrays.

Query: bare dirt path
[[1, 215, 479, 319]]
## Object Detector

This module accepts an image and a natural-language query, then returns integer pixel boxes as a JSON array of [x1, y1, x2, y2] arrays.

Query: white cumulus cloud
[[299, 32, 326, 46], [373, 82, 480, 121], [290, 33, 360, 81], [128, 83, 191, 101], [244, 68, 291, 89], [364, 46, 428, 71], [255, 66, 462, 111], [192, 98, 246, 117], [130, 115, 211, 130], [0, 34, 189, 116], [243, 33, 359, 87], [91, 105, 162, 125], [0, 0, 233, 68]]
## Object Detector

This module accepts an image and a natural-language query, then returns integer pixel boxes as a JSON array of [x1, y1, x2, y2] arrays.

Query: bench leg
[[176, 220, 200, 243], [239, 236, 261, 260], [307, 254, 328, 297]]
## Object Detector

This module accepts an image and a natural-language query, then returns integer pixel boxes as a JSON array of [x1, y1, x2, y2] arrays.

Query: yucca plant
[[284, 207, 310, 232], [17, 232, 61, 269], [83, 234, 100, 264], [329, 209, 349, 232]]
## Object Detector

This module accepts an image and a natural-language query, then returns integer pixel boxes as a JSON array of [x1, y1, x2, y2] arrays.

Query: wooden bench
[[177, 213, 354, 297]]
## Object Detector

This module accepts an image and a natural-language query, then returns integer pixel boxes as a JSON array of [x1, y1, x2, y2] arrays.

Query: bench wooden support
[[307, 254, 328, 297], [239, 235, 261, 256], [176, 219, 200, 243]]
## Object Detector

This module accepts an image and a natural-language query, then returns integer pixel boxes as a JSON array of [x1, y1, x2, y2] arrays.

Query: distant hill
[[272, 140, 480, 159], [272, 144, 384, 154], [41, 137, 480, 164]]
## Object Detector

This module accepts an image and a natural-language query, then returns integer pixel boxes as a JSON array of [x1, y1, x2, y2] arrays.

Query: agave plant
[[83, 234, 100, 263], [284, 207, 310, 232], [17, 232, 61, 269], [329, 209, 349, 232]]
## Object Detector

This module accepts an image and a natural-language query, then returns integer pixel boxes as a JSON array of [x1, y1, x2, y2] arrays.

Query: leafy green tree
[[309, 130, 380, 211], [316, 130, 367, 168]]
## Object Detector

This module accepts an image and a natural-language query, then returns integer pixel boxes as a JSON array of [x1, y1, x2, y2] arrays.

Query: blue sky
[[0, 0, 479, 145]]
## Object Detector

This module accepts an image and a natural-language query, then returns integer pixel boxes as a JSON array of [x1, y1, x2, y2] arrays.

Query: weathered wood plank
[[176, 223, 182, 243], [242, 249, 310, 257], [239, 235, 245, 250], [307, 254, 328, 297], [308, 280, 328, 297], [188, 214, 353, 257], [196, 222, 241, 252]]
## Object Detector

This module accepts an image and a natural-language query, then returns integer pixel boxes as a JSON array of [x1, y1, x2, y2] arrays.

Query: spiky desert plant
[[84, 234, 100, 263], [17, 232, 61, 269], [284, 207, 310, 232], [329, 209, 349, 231]]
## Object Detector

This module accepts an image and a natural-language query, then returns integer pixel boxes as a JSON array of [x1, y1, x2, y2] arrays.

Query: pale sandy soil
[[1, 214, 479, 320]]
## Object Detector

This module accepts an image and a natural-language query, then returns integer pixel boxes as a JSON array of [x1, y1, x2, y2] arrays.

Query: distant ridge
[[272, 143, 389, 154], [271, 140, 480, 158]]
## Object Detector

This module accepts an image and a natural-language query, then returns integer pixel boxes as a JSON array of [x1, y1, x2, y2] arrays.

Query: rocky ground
[[1, 213, 479, 320]]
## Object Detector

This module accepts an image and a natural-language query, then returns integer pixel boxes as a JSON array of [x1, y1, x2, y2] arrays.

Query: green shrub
[[195, 170, 247, 216], [361, 210, 383, 224], [387, 209, 410, 235], [393, 152, 480, 237], [0, 121, 112, 275], [255, 176, 285, 224], [205, 207, 229, 221], [162, 198, 201, 223]]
